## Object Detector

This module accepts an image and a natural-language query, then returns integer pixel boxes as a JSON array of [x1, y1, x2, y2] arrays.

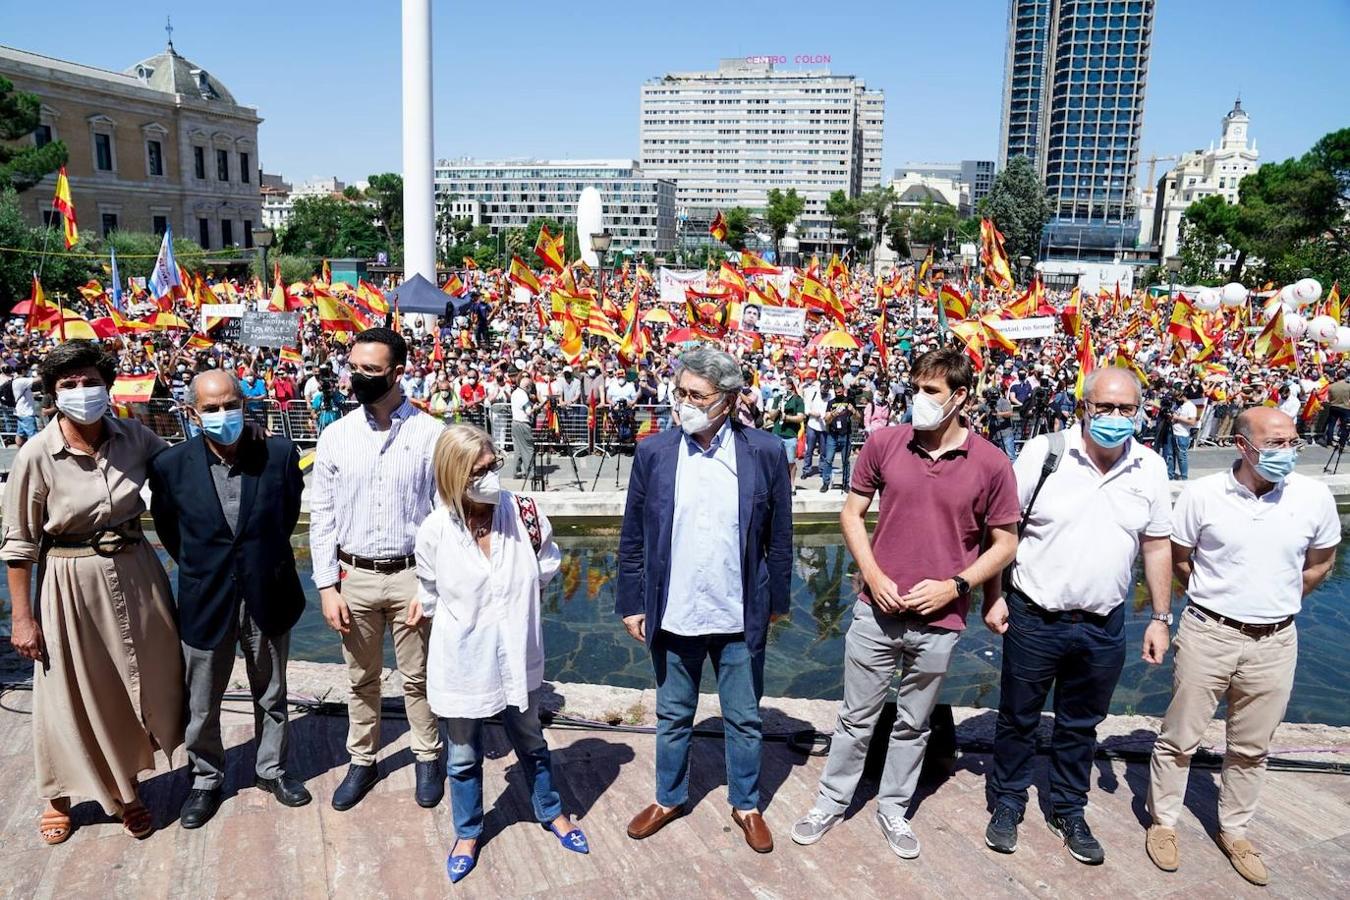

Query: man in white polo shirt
[[1146, 407, 1339, 887], [981, 368, 1174, 865]]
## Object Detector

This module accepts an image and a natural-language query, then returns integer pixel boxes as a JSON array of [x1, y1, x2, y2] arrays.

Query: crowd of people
[[1, 254, 1344, 888]]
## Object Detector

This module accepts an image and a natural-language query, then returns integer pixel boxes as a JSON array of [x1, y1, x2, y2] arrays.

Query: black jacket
[[149, 433, 305, 650]]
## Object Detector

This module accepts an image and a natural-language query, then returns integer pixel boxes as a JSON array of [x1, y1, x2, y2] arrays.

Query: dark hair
[[353, 327, 408, 367], [38, 340, 117, 396], [911, 348, 973, 394]]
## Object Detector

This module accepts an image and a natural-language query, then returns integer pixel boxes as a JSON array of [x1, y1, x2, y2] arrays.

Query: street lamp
[[1165, 254, 1182, 301], [252, 225, 275, 291], [591, 230, 613, 305], [1018, 254, 1032, 284]]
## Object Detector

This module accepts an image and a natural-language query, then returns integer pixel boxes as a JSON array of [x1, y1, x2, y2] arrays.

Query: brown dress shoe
[[732, 809, 774, 853], [627, 803, 684, 840]]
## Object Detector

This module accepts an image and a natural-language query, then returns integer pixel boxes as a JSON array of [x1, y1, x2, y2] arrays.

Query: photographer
[[311, 375, 345, 435], [818, 379, 857, 493], [1167, 383, 1197, 481], [986, 385, 1016, 460], [509, 375, 548, 482]]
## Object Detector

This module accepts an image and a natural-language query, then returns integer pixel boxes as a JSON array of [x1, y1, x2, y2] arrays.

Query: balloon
[[1334, 327, 1350, 354], [1194, 287, 1222, 312], [1293, 278, 1322, 305], [576, 187, 604, 268], [1219, 282, 1247, 307], [1308, 315, 1338, 344], [1282, 313, 1307, 339]]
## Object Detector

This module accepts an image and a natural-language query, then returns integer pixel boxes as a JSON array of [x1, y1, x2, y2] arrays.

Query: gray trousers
[[511, 421, 536, 479], [814, 601, 960, 818], [182, 602, 291, 790]]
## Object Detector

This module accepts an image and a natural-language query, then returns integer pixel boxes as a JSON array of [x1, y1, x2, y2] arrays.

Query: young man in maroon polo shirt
[[791, 348, 1020, 859]]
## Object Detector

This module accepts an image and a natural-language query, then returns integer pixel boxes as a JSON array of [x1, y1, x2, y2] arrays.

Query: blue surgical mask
[[1248, 444, 1298, 484], [1087, 414, 1136, 449], [199, 407, 245, 445]]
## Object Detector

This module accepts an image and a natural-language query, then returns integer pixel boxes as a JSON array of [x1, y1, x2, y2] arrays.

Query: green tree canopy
[[277, 195, 385, 260], [825, 189, 863, 254], [980, 155, 1050, 263], [722, 207, 752, 252], [0, 75, 68, 193], [362, 173, 404, 262], [764, 188, 806, 261], [858, 186, 897, 265]]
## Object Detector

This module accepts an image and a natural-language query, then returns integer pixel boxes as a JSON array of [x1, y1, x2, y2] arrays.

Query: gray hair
[[1080, 367, 1142, 405], [677, 346, 743, 394], [186, 369, 243, 408]]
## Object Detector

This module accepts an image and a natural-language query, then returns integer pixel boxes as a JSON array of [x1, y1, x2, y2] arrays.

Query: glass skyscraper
[[998, 0, 1156, 259]]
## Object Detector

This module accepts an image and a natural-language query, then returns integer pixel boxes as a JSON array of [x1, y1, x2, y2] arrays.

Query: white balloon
[[1194, 287, 1222, 312], [1308, 315, 1339, 344], [1293, 278, 1323, 305], [576, 186, 604, 268], [1282, 312, 1307, 339], [1334, 327, 1350, 354], [1219, 282, 1247, 307]]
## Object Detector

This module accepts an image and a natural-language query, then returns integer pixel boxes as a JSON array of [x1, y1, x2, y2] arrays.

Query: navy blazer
[[149, 433, 305, 650], [616, 422, 793, 655]]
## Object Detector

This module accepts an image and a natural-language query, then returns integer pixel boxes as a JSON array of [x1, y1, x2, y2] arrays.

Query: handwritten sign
[[238, 311, 302, 348]]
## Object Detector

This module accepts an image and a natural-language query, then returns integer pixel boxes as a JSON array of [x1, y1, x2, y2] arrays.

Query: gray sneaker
[[790, 809, 842, 846], [876, 810, 920, 859]]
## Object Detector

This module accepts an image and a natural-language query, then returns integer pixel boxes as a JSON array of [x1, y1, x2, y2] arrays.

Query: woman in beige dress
[[3, 341, 184, 844]]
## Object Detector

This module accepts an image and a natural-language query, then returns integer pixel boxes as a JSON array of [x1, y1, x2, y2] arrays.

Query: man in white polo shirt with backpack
[[1146, 407, 1339, 887]]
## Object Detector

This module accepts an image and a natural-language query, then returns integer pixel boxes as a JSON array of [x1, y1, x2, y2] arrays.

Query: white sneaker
[[790, 809, 842, 845], [876, 810, 920, 859]]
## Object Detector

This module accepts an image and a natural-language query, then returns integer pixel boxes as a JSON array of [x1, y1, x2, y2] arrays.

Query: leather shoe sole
[[626, 803, 684, 839]]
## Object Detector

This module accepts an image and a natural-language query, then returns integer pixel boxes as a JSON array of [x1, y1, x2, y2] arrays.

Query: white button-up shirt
[[663, 419, 744, 635], [416, 494, 562, 719], [1010, 426, 1172, 614], [1173, 468, 1340, 623], [308, 396, 442, 588]]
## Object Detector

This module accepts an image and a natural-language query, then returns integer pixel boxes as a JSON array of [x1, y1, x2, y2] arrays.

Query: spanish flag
[[979, 218, 1015, 291], [938, 283, 970, 321], [462, 256, 478, 270], [740, 250, 779, 276], [873, 303, 890, 369], [1166, 293, 1202, 344], [709, 210, 728, 243], [53, 167, 78, 248], [826, 253, 847, 283], [280, 346, 303, 364], [442, 273, 467, 297], [533, 225, 565, 274], [321, 258, 331, 284], [801, 273, 844, 326], [508, 256, 542, 295], [718, 261, 746, 299]]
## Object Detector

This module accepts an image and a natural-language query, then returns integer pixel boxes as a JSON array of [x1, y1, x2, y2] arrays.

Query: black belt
[[1012, 588, 1112, 626], [1189, 603, 1293, 639], [337, 549, 415, 573], [46, 521, 145, 555]]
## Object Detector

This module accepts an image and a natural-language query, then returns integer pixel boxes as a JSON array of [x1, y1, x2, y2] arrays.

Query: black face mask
[[350, 371, 395, 406]]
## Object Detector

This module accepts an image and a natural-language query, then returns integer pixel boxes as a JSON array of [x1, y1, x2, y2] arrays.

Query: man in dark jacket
[[616, 346, 793, 854], [149, 369, 308, 829]]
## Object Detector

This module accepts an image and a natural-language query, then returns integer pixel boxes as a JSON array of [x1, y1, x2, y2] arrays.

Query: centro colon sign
[[746, 54, 831, 65]]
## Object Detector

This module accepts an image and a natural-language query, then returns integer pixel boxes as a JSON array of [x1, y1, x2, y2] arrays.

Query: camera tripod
[[1323, 423, 1348, 475]]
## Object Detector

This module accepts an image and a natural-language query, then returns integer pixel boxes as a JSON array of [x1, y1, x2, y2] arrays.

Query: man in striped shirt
[[310, 328, 446, 812]]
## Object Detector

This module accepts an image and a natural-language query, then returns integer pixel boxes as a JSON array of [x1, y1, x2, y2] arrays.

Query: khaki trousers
[[1147, 606, 1298, 839], [338, 564, 442, 765]]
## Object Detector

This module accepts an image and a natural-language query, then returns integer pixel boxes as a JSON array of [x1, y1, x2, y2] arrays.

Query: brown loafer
[[627, 803, 684, 840], [732, 809, 774, 853]]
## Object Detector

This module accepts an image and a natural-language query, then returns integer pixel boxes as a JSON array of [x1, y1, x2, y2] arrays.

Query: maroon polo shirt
[[850, 423, 1020, 631]]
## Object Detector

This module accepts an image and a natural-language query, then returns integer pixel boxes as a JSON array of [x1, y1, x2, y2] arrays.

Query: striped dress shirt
[[309, 395, 443, 588]]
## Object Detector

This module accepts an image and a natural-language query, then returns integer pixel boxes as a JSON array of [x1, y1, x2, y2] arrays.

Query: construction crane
[[1142, 154, 1180, 187]]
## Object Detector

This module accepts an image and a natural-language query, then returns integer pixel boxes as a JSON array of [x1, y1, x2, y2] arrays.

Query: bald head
[[1081, 366, 1142, 407], [187, 369, 243, 411], [1234, 406, 1296, 448]]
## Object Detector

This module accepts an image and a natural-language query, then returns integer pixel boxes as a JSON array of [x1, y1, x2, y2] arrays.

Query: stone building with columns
[[0, 39, 261, 250]]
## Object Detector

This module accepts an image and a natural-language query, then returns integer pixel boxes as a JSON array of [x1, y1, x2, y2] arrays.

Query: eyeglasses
[[672, 387, 721, 404], [470, 456, 505, 478], [1242, 438, 1306, 452], [1085, 401, 1139, 417]]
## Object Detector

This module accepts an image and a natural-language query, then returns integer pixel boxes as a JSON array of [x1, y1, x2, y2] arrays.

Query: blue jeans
[[16, 415, 37, 438], [1323, 406, 1350, 446], [820, 431, 852, 487], [1168, 432, 1191, 480], [444, 693, 562, 839], [781, 437, 797, 464], [803, 427, 822, 471], [987, 590, 1126, 818], [996, 428, 1016, 461], [653, 631, 765, 811]]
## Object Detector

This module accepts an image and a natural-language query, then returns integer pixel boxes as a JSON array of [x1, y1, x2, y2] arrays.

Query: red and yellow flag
[[508, 256, 542, 294], [718, 261, 746, 299], [801, 273, 844, 326], [442, 273, 466, 297], [53, 167, 78, 248], [709, 210, 728, 243], [356, 279, 389, 316], [1166, 293, 1202, 344], [533, 225, 566, 274], [979, 218, 1015, 291], [938, 283, 970, 321], [321, 258, 331, 284], [740, 249, 779, 276]]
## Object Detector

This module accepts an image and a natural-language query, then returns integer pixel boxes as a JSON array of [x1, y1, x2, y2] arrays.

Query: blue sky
[[5, 0, 1348, 184]]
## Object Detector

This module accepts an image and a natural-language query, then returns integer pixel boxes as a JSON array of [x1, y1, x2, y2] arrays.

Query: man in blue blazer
[[148, 369, 308, 829], [617, 346, 793, 853]]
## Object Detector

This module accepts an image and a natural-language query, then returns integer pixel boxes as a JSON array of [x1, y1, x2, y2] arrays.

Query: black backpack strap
[[1017, 430, 1064, 537], [515, 494, 543, 554]]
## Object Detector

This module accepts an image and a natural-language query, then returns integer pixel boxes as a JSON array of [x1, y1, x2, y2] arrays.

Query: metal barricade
[[489, 402, 513, 449], [0, 404, 19, 442], [139, 398, 188, 442], [244, 398, 287, 437], [597, 403, 669, 451], [459, 405, 490, 432], [284, 399, 320, 443]]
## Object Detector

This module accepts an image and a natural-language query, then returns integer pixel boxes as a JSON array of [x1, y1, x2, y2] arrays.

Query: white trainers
[[876, 810, 920, 859], [790, 809, 842, 845]]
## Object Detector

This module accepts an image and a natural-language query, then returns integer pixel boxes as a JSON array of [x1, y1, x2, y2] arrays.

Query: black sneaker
[[985, 805, 1021, 854], [1047, 813, 1105, 865]]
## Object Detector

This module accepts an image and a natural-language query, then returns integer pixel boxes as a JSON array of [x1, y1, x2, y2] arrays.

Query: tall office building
[[997, 0, 1156, 260], [640, 58, 884, 253]]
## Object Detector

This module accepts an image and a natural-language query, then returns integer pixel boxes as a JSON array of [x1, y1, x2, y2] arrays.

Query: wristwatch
[[1150, 611, 1174, 626], [951, 575, 971, 597]]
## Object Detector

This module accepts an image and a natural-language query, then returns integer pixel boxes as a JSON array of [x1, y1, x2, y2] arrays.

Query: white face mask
[[911, 390, 957, 431], [56, 385, 110, 424], [678, 397, 724, 436], [465, 470, 502, 505]]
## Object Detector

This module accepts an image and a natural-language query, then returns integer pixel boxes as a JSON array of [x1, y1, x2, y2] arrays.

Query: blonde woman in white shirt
[[410, 424, 586, 884]]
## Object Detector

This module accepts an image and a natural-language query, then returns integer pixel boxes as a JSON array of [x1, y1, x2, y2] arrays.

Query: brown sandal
[[120, 801, 154, 839], [39, 809, 72, 845]]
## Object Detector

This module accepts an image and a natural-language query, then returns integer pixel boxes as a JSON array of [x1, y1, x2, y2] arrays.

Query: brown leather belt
[[337, 548, 415, 573], [1190, 603, 1293, 639], [44, 521, 145, 558]]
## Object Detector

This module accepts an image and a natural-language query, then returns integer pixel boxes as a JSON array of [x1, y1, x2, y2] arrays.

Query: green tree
[[1175, 216, 1228, 285], [825, 189, 862, 255], [980, 155, 1050, 263], [362, 173, 404, 262], [764, 188, 806, 261], [0, 75, 68, 192], [906, 197, 961, 247], [277, 195, 385, 260], [885, 211, 911, 260], [722, 207, 752, 252], [0, 188, 88, 309], [522, 217, 566, 261], [858, 186, 897, 265]]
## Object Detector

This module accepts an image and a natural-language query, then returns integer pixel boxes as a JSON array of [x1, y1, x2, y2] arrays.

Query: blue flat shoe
[[446, 846, 479, 883], [545, 820, 590, 854]]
